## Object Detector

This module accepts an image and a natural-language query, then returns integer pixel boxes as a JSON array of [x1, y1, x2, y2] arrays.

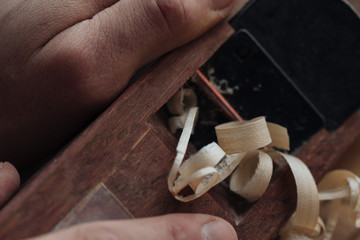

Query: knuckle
[[166, 222, 189, 240], [53, 48, 94, 89], [54, 30, 104, 84], [37, 31, 109, 104], [55, 22, 109, 76], [151, 0, 188, 33], [49, 39, 95, 80]]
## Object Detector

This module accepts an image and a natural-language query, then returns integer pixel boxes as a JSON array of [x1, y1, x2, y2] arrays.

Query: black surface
[[203, 0, 360, 150], [230, 0, 360, 130], [203, 31, 324, 150]]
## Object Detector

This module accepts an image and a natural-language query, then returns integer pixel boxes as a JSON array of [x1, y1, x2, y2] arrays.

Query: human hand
[[0, 162, 20, 207], [26, 214, 237, 240], [0, 1, 239, 238], [0, 164, 236, 240], [0, 0, 239, 166], [0, 165, 236, 240]]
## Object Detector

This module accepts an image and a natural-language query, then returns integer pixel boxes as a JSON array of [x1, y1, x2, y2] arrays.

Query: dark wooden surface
[[0, 18, 360, 240], [0, 23, 234, 240]]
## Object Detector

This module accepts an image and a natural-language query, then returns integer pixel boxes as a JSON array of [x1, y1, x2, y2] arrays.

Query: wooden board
[[1, 18, 360, 240], [0, 22, 234, 240]]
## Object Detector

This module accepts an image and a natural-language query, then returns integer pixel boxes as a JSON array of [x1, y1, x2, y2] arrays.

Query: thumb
[[0, 162, 20, 207], [31, 214, 237, 240]]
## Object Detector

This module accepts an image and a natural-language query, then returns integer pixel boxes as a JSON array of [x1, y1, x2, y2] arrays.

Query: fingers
[[0, 0, 117, 61], [1, 0, 242, 166], [32, 0, 239, 114], [88, 0, 237, 68], [228, 0, 252, 19], [0, 162, 20, 207], [30, 214, 237, 240], [1, 0, 238, 63], [38, 0, 238, 101]]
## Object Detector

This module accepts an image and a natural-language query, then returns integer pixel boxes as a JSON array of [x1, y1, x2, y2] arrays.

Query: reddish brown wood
[[54, 183, 134, 231], [0, 23, 234, 240], [104, 127, 234, 221]]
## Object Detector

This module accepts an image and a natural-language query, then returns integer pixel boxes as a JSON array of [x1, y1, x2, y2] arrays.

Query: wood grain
[[0, 23, 234, 240], [54, 183, 133, 231]]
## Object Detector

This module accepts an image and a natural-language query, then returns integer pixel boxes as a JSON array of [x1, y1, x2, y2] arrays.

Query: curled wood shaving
[[217, 119, 322, 238], [275, 151, 323, 239], [168, 107, 246, 202], [167, 104, 360, 239], [178, 142, 225, 190], [229, 150, 273, 202], [168, 107, 218, 202], [167, 88, 197, 115], [215, 117, 272, 154], [218, 119, 289, 202], [267, 122, 290, 151], [317, 170, 360, 240], [168, 114, 281, 203], [167, 88, 197, 133]]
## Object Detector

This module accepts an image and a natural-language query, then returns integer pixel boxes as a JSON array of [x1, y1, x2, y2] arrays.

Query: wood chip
[[167, 105, 360, 239], [167, 88, 198, 133], [229, 150, 273, 202], [215, 117, 272, 154], [167, 88, 197, 115], [275, 151, 322, 239], [317, 170, 360, 239], [168, 108, 247, 202]]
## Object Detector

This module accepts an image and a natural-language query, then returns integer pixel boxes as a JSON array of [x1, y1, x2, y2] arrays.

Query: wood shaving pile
[[167, 101, 360, 239]]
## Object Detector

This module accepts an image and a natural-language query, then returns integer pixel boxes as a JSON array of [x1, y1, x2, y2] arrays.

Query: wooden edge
[[0, 23, 235, 240]]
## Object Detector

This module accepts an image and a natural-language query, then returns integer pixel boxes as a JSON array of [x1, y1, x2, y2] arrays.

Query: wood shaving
[[229, 150, 273, 202], [167, 88, 198, 133], [317, 170, 360, 240], [215, 117, 272, 154], [167, 105, 360, 239], [207, 68, 239, 95]]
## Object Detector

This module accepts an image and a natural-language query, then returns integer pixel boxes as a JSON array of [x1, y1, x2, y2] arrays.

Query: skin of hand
[[0, 0, 238, 167], [0, 162, 20, 206], [26, 214, 237, 240], [0, 0, 243, 239]]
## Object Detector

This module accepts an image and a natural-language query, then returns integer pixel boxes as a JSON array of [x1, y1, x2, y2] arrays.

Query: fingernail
[[208, 0, 234, 10], [202, 220, 237, 240], [0, 162, 3, 169]]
